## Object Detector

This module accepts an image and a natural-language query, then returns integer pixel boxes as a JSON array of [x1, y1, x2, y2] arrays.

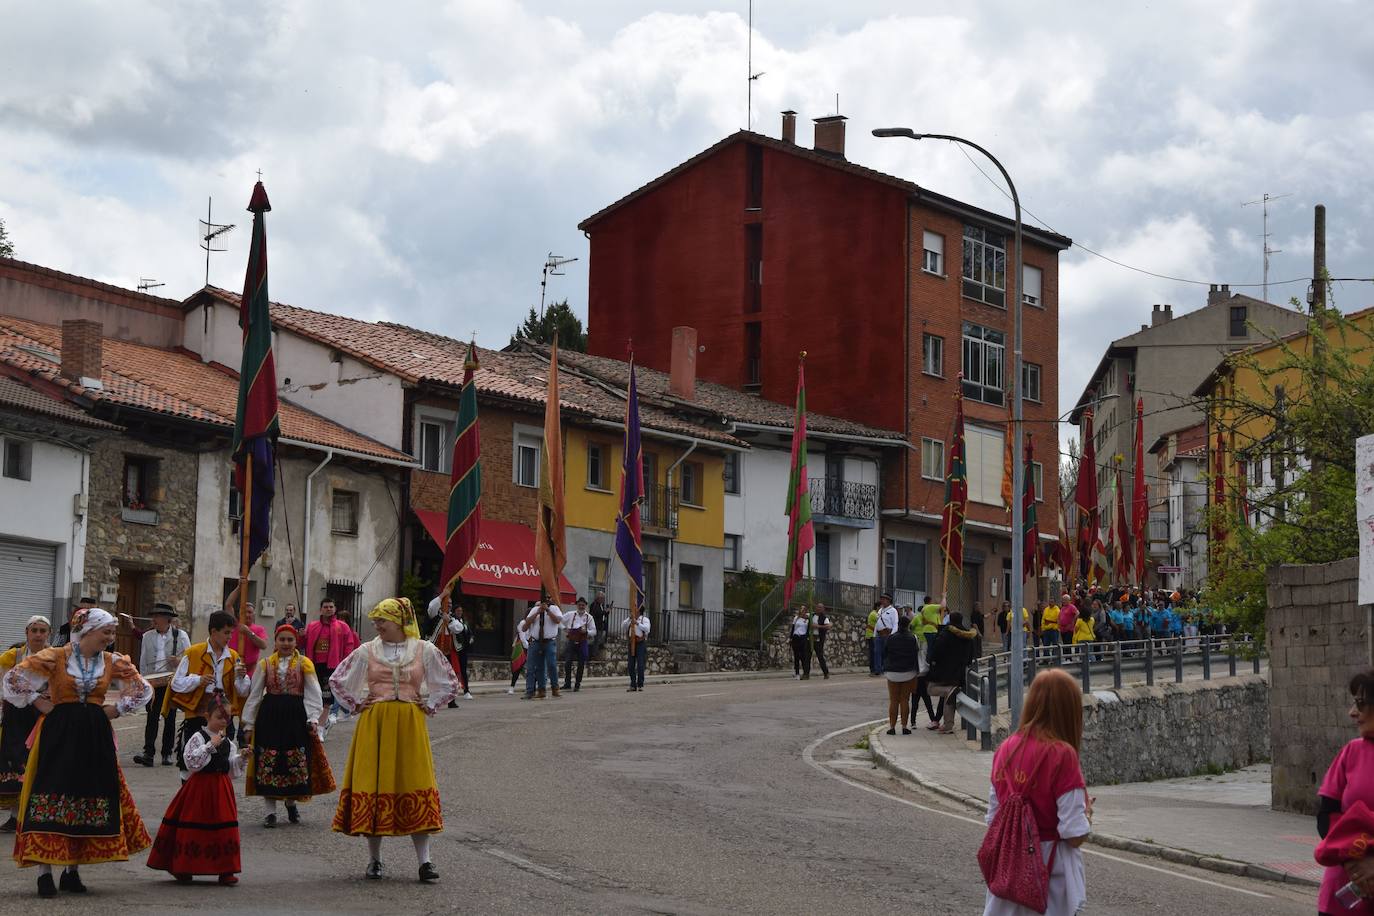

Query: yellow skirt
[[331, 701, 442, 837]]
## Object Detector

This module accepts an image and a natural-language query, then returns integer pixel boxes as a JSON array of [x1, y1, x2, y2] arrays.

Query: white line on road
[[693, 692, 727, 698], [482, 846, 571, 883], [801, 721, 1273, 901]]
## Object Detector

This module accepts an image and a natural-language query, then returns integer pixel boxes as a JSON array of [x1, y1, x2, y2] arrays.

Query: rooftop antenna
[[746, 0, 764, 129], [199, 197, 236, 288], [540, 253, 578, 319], [137, 278, 165, 294], [1241, 191, 1291, 302]]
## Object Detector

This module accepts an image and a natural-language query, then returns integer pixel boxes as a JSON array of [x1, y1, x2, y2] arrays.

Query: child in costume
[[165, 610, 251, 779], [0, 616, 51, 831], [2, 608, 152, 897], [330, 597, 458, 882], [146, 694, 247, 884], [241, 623, 336, 827]]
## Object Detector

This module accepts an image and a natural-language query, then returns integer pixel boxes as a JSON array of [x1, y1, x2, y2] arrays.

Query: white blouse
[[328, 638, 458, 716], [2, 650, 152, 717], [182, 729, 248, 777], [240, 655, 324, 728], [982, 786, 1090, 916]]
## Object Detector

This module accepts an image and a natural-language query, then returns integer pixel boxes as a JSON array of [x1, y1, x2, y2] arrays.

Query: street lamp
[[873, 126, 1028, 726]]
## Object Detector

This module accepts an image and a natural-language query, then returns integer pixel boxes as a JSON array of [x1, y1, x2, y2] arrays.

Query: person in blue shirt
[[1121, 606, 1136, 642], [1168, 606, 1185, 640], [1149, 605, 1167, 639]]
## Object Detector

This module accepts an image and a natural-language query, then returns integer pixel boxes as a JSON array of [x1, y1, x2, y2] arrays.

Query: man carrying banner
[[626, 609, 651, 692], [521, 598, 563, 700]]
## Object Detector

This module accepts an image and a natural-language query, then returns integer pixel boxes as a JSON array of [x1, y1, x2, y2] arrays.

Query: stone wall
[[992, 675, 1269, 786], [1267, 557, 1370, 814]]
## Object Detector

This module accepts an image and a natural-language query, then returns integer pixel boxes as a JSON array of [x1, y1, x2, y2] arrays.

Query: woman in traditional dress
[[241, 623, 335, 827], [3, 608, 152, 897], [0, 616, 51, 831], [330, 597, 458, 883], [146, 693, 247, 884]]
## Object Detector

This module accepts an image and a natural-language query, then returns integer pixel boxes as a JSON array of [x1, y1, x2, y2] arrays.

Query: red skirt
[[146, 771, 241, 876]]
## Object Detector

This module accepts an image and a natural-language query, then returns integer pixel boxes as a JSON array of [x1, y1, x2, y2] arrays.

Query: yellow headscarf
[[369, 597, 420, 640]]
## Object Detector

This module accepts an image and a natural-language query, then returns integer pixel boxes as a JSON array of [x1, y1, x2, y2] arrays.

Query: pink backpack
[[977, 739, 1056, 913]]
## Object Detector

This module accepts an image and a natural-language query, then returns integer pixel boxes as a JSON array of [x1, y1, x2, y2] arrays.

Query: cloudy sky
[[3, 0, 1372, 454]]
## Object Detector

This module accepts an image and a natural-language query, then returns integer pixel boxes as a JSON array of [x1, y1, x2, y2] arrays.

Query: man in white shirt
[[789, 606, 812, 680], [873, 593, 899, 676], [133, 603, 188, 767], [521, 598, 563, 699], [560, 597, 597, 692], [626, 608, 651, 692]]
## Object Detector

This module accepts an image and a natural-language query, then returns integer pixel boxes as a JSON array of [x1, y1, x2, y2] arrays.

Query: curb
[[867, 726, 1319, 889], [466, 666, 871, 697]]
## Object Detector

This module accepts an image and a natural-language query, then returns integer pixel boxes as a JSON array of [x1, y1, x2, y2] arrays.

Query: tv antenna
[[137, 278, 165, 294], [1241, 191, 1291, 302], [540, 253, 578, 319], [746, 0, 764, 129], [199, 197, 236, 287]]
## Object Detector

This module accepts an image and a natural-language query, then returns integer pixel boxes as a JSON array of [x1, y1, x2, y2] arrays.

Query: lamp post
[[873, 127, 1027, 726]]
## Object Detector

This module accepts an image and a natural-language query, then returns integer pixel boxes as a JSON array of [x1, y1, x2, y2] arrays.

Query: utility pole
[[1310, 203, 1326, 315], [1309, 203, 1328, 516]]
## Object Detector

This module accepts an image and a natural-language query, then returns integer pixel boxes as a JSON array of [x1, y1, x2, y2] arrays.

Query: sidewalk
[[465, 665, 868, 696], [869, 725, 1322, 888]]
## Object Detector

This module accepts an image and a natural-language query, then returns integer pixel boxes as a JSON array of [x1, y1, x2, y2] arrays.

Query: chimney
[[781, 110, 797, 144], [669, 326, 697, 400], [60, 319, 104, 389], [1207, 283, 1231, 306], [1151, 303, 1173, 327], [813, 115, 847, 158]]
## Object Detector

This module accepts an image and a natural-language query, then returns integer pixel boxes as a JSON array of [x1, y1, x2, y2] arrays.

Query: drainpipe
[[664, 439, 699, 630], [301, 449, 334, 612]]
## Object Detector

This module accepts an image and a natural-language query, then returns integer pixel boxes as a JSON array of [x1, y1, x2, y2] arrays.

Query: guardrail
[[955, 633, 1264, 751]]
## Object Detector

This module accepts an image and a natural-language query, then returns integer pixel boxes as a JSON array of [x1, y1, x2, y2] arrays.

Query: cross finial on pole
[[256, 169, 263, 181]]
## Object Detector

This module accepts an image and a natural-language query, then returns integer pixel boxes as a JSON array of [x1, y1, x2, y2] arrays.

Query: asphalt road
[[0, 675, 1319, 914]]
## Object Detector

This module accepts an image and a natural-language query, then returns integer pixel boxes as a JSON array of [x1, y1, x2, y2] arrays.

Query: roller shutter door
[[0, 539, 57, 645]]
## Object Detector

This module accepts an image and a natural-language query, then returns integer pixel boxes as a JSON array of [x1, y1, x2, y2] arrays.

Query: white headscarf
[[24, 615, 50, 631], [70, 608, 115, 640]]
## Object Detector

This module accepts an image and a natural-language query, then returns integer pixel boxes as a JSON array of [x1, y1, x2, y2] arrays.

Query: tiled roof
[[535, 345, 905, 443], [0, 373, 120, 430], [0, 316, 411, 462], [0, 256, 185, 314], [193, 288, 745, 446], [576, 130, 1071, 251]]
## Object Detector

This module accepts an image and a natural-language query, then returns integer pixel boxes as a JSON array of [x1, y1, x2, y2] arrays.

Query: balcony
[[641, 484, 679, 536], [809, 478, 878, 528]]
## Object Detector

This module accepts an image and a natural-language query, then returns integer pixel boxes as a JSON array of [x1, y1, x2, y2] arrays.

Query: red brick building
[[581, 113, 1071, 608]]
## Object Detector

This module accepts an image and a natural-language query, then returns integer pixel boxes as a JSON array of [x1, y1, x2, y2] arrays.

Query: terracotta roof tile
[[0, 374, 120, 430], [0, 317, 410, 462]]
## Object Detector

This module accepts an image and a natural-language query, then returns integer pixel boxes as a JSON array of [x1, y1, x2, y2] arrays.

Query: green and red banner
[[440, 342, 482, 595], [1130, 398, 1147, 584], [782, 355, 814, 609]]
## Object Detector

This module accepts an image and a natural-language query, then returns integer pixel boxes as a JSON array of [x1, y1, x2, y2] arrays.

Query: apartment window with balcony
[[1230, 305, 1248, 337], [962, 322, 1005, 406], [723, 452, 740, 495], [962, 224, 1006, 307], [724, 534, 742, 572], [921, 437, 944, 480], [1022, 264, 1043, 307], [745, 224, 763, 313], [922, 231, 944, 275], [587, 442, 608, 490], [1022, 362, 1042, 403], [922, 333, 944, 377], [331, 490, 359, 536]]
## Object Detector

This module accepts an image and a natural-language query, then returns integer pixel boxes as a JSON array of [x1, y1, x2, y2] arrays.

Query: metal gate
[[0, 538, 57, 646]]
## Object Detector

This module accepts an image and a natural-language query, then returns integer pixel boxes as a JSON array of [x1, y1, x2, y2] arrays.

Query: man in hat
[[134, 603, 189, 767], [873, 593, 899, 676], [561, 597, 596, 692]]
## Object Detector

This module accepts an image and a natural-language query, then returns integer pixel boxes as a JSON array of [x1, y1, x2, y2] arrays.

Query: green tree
[[0, 218, 13, 259], [509, 299, 587, 352]]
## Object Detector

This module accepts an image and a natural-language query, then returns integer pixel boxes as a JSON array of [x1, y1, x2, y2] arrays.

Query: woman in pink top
[[1316, 670, 1374, 914], [982, 668, 1093, 916]]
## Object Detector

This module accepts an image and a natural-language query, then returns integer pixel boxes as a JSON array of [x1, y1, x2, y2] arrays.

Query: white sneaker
[[320, 719, 332, 740], [463, 692, 474, 700], [506, 687, 515, 695]]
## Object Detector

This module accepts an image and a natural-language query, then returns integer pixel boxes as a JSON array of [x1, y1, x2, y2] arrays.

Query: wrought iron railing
[[809, 478, 878, 522], [640, 484, 679, 533]]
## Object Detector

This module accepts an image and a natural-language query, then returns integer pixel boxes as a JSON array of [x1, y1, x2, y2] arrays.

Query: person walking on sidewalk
[[880, 618, 919, 736], [522, 598, 563, 699], [626, 609, 651, 691], [789, 606, 812, 680], [873, 594, 898, 676], [980, 668, 1092, 916], [561, 597, 596, 692], [812, 603, 831, 680], [134, 604, 188, 768]]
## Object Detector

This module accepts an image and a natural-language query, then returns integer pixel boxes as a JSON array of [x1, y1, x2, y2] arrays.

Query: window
[[680, 461, 704, 507], [922, 333, 944, 377], [1031, 461, 1044, 502], [418, 420, 450, 473], [723, 452, 740, 495], [922, 231, 944, 275], [1022, 264, 1043, 307], [962, 322, 1005, 405], [962, 224, 1006, 307], [2, 438, 32, 481], [123, 456, 158, 509], [724, 534, 741, 571], [1251, 457, 1263, 486], [883, 538, 929, 597], [745, 224, 763, 313], [965, 425, 1006, 505], [679, 564, 703, 609], [1022, 362, 1042, 402], [514, 432, 540, 488], [745, 144, 763, 209], [745, 322, 762, 387], [587, 443, 607, 490], [920, 437, 944, 480], [588, 556, 609, 597], [227, 486, 243, 521], [1229, 305, 1248, 337], [331, 490, 359, 536]]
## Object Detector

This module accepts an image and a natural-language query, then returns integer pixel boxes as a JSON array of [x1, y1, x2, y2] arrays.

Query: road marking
[[693, 692, 727, 698], [482, 847, 571, 883], [801, 721, 1272, 901]]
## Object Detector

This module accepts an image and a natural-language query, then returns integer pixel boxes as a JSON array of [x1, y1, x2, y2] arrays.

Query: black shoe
[[902, 728, 912, 735], [627, 687, 637, 692], [161, 754, 174, 766], [446, 700, 459, 709], [573, 685, 580, 692], [418, 862, 439, 882], [885, 728, 896, 735], [561, 683, 571, 691], [58, 870, 85, 893], [262, 813, 277, 829], [0, 815, 15, 833], [37, 874, 56, 898], [286, 804, 300, 824], [365, 860, 384, 880], [133, 753, 154, 767]]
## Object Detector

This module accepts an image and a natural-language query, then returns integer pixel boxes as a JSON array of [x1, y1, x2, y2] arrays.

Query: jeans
[[865, 638, 876, 674], [526, 639, 556, 694], [143, 684, 177, 758], [628, 641, 647, 688], [873, 635, 888, 675], [1041, 630, 1059, 646]]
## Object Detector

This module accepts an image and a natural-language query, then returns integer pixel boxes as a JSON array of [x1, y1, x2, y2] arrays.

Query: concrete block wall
[[1267, 557, 1371, 814]]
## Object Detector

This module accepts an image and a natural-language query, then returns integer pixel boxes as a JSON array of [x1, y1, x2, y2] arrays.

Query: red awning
[[413, 510, 576, 603]]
